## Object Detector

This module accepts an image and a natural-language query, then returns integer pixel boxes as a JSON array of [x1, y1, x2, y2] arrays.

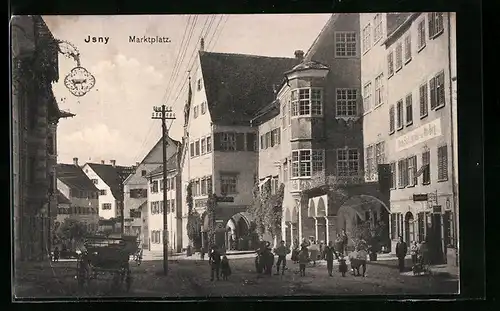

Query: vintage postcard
[[10, 13, 459, 299]]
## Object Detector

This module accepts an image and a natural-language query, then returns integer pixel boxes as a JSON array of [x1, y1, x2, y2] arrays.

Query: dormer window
[[290, 88, 323, 117]]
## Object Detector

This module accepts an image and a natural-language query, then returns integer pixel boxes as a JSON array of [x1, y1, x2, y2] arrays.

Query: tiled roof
[[386, 13, 415, 40], [87, 163, 134, 200], [56, 189, 72, 204], [145, 154, 178, 178], [199, 51, 300, 126], [56, 164, 99, 191]]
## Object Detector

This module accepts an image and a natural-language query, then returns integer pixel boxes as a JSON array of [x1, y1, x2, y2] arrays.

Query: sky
[[43, 14, 331, 166]]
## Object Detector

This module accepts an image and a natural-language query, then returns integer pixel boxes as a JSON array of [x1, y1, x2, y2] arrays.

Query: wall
[[57, 179, 99, 227], [147, 171, 179, 252], [258, 116, 282, 179], [82, 164, 116, 219], [213, 124, 258, 208]]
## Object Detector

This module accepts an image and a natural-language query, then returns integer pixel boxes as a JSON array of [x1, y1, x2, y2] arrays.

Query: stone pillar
[[326, 216, 337, 244], [314, 217, 319, 242], [297, 198, 303, 242]]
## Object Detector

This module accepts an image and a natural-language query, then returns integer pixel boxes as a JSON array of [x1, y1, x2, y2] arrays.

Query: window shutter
[[246, 133, 256, 151], [236, 133, 245, 151], [428, 12, 435, 37], [270, 130, 276, 147], [213, 133, 222, 151], [260, 135, 264, 150], [429, 77, 436, 109], [389, 106, 395, 132], [277, 129, 281, 145]]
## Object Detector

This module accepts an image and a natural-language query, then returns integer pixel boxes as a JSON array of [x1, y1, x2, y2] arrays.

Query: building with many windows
[[179, 39, 300, 251], [252, 14, 391, 250], [55, 163, 100, 232], [145, 154, 182, 253], [360, 12, 457, 265]]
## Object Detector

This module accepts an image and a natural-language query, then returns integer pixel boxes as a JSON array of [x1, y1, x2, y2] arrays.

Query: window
[[373, 14, 383, 42], [99, 189, 107, 196], [265, 132, 271, 149], [387, 51, 394, 77], [91, 179, 98, 184], [130, 188, 147, 198], [311, 150, 324, 174], [246, 133, 257, 151], [437, 145, 448, 181], [408, 156, 417, 186], [362, 23, 371, 53], [405, 93, 413, 125], [206, 136, 212, 153], [336, 89, 358, 117], [365, 145, 374, 180], [141, 170, 147, 177], [197, 78, 203, 91], [201, 177, 207, 195], [283, 160, 288, 181], [417, 20, 426, 50], [151, 230, 161, 244], [422, 151, 431, 185], [374, 74, 384, 106], [363, 82, 372, 113], [389, 162, 396, 189], [419, 83, 429, 118], [291, 88, 323, 117], [195, 179, 201, 196], [396, 100, 404, 130], [201, 102, 207, 115], [160, 179, 164, 191], [337, 148, 359, 176], [417, 212, 425, 242], [190, 143, 195, 158], [102, 203, 112, 210], [375, 141, 385, 166], [335, 32, 357, 57], [397, 159, 409, 188], [395, 42, 403, 70], [207, 176, 213, 194], [260, 135, 264, 150], [389, 105, 395, 134], [195, 140, 200, 156], [201, 138, 207, 154], [171, 177, 176, 190], [430, 71, 446, 110], [270, 129, 280, 147], [428, 12, 444, 38], [220, 174, 238, 195], [404, 35, 412, 63], [221, 132, 236, 151], [151, 180, 159, 193], [193, 106, 199, 119]]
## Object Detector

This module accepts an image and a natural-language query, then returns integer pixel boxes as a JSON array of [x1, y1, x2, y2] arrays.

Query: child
[[53, 247, 60, 263], [338, 256, 347, 277], [298, 245, 310, 277], [220, 255, 232, 280]]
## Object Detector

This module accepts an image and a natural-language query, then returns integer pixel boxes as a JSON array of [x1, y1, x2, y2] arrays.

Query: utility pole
[[152, 105, 176, 276]]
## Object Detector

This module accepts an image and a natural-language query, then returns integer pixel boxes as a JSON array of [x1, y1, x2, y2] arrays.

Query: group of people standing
[[395, 235, 430, 273]]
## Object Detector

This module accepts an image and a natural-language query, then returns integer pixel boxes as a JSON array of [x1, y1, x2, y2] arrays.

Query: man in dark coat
[[209, 245, 222, 281], [324, 241, 338, 276], [395, 235, 408, 272]]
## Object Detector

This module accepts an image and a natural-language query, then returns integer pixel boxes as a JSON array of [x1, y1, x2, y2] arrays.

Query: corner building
[[360, 13, 458, 265]]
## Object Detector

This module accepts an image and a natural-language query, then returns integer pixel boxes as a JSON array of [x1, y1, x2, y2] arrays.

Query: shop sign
[[413, 194, 428, 202], [395, 118, 442, 152]]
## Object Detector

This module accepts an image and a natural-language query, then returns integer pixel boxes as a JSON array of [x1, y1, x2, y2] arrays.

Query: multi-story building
[[81, 160, 133, 223], [360, 12, 457, 265], [55, 163, 100, 232], [11, 15, 74, 262], [179, 39, 299, 250], [145, 154, 182, 253], [251, 14, 391, 249], [123, 136, 180, 247]]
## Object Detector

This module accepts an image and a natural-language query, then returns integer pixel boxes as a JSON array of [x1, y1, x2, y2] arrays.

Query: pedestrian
[[264, 242, 274, 275], [340, 229, 348, 256], [53, 246, 60, 263], [220, 255, 232, 280], [209, 245, 221, 281], [200, 247, 206, 261], [355, 244, 368, 277], [334, 234, 343, 256], [324, 241, 337, 277], [410, 241, 419, 266], [298, 245, 309, 277], [273, 240, 290, 275], [309, 241, 319, 266], [338, 256, 348, 277], [395, 235, 408, 272]]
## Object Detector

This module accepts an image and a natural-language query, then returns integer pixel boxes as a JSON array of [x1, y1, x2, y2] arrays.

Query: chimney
[[110, 160, 116, 167], [200, 38, 205, 51], [73, 157, 78, 166], [294, 50, 304, 61], [101, 160, 105, 164]]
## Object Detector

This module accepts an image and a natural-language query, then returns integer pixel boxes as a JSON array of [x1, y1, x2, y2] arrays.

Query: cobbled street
[[14, 256, 458, 298]]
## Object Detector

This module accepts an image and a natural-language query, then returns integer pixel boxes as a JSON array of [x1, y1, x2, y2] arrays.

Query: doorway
[[404, 212, 414, 245]]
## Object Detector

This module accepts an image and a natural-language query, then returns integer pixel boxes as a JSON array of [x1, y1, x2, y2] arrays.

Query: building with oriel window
[[178, 39, 300, 251], [360, 12, 458, 266], [251, 13, 392, 250]]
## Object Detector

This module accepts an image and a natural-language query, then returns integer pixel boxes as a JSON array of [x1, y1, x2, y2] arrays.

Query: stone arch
[[308, 199, 315, 218], [316, 197, 326, 217]]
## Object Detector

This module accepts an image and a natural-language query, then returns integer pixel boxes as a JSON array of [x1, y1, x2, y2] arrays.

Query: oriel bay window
[[290, 88, 323, 117], [291, 150, 324, 178], [220, 173, 238, 195], [337, 148, 360, 177]]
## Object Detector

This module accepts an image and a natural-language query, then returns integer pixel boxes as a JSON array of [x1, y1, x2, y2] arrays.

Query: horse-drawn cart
[[75, 235, 140, 292]]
